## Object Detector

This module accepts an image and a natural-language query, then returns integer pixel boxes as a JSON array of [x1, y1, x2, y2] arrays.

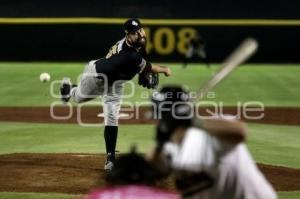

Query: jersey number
[[106, 44, 118, 59]]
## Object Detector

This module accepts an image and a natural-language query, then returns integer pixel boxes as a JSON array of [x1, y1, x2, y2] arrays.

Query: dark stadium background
[[0, 0, 299, 62]]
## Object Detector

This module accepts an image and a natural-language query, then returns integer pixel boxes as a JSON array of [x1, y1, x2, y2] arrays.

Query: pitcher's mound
[[0, 153, 299, 194]]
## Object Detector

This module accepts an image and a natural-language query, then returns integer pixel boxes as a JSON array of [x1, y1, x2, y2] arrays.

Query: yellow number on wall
[[154, 27, 175, 55], [143, 27, 153, 54], [140, 27, 198, 56], [177, 28, 197, 55]]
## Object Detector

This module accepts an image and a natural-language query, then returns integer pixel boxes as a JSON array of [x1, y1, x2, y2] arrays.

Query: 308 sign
[[144, 27, 197, 55]]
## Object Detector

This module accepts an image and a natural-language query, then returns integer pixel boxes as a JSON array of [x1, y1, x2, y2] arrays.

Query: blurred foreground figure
[[149, 85, 277, 199], [86, 149, 180, 199]]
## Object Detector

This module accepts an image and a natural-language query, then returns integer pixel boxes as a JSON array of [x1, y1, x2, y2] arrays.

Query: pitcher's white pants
[[71, 60, 124, 126]]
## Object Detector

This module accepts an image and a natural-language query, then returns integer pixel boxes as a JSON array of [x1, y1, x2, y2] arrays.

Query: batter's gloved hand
[[138, 71, 159, 89]]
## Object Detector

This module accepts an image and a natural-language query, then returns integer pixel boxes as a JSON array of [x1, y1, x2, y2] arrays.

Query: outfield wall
[[0, 0, 299, 62]]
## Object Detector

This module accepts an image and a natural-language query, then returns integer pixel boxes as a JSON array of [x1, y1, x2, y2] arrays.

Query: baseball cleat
[[104, 161, 114, 171], [104, 153, 115, 171], [60, 77, 72, 103]]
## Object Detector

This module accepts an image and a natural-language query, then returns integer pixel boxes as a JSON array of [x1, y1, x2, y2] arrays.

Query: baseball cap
[[124, 18, 142, 34]]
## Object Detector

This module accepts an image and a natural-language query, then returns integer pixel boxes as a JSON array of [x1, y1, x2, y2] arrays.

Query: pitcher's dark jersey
[[95, 38, 151, 83]]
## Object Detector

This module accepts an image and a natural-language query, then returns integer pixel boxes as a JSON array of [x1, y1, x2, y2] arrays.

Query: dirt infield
[[1, 106, 300, 125], [0, 153, 299, 194]]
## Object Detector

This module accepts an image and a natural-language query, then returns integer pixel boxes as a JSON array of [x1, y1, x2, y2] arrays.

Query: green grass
[[1, 62, 300, 198], [278, 192, 300, 199], [0, 122, 299, 169], [0, 192, 79, 199], [0, 63, 300, 106], [0, 122, 155, 154], [247, 123, 300, 169]]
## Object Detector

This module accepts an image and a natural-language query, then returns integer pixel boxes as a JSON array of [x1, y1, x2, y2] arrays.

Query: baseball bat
[[193, 38, 258, 102]]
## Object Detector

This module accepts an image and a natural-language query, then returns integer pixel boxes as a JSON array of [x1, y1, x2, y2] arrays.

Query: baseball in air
[[39, 72, 51, 82]]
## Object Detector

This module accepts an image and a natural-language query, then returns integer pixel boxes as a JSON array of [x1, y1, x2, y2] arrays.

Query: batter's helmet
[[151, 85, 194, 144]]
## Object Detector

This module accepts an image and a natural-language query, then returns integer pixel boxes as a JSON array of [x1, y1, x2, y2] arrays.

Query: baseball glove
[[138, 71, 159, 89]]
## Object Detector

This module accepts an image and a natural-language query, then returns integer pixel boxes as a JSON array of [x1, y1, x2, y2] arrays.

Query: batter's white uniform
[[163, 127, 277, 199]]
